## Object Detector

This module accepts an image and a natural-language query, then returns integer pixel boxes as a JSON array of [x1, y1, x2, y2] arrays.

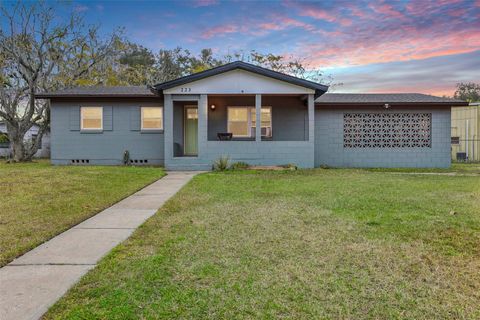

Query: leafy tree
[[152, 48, 334, 86], [0, 1, 119, 161], [454, 82, 480, 102]]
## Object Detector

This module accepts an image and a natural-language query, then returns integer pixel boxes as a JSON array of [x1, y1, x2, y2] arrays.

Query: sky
[[6, 0, 480, 96]]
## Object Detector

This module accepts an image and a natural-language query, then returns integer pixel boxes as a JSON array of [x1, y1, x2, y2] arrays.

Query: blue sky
[[5, 0, 480, 95]]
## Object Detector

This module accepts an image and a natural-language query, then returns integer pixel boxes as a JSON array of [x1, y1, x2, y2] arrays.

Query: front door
[[184, 106, 198, 156]]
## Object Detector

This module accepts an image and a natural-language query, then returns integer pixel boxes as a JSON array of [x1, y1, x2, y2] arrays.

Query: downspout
[[465, 119, 469, 161]]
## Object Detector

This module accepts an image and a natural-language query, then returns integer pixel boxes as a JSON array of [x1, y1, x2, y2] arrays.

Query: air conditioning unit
[[456, 152, 467, 161]]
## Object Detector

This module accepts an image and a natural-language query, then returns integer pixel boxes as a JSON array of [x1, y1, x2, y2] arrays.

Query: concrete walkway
[[0, 171, 198, 320]]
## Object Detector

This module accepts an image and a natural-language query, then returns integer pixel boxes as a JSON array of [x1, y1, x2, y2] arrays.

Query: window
[[343, 113, 431, 148], [451, 137, 460, 145], [81, 107, 103, 130], [251, 107, 272, 138], [227, 106, 272, 138], [141, 107, 163, 130], [31, 134, 42, 148]]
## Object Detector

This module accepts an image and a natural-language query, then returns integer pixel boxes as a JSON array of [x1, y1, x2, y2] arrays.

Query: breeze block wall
[[314, 105, 451, 168], [50, 98, 165, 165]]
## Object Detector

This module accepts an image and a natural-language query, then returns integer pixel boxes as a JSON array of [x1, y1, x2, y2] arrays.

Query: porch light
[[210, 104, 216, 111]]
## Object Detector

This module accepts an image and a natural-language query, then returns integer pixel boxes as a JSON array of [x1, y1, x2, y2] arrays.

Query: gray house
[[35, 61, 467, 170]]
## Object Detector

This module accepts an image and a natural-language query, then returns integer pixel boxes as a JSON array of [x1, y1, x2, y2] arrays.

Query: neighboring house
[[35, 61, 467, 169], [0, 121, 51, 158], [451, 102, 480, 161]]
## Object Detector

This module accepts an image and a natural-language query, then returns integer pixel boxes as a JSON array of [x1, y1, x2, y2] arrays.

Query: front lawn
[[46, 166, 480, 319], [0, 161, 164, 266]]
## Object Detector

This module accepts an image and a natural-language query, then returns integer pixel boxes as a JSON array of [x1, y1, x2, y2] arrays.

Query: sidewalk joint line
[[8, 263, 96, 266], [74, 227, 136, 230]]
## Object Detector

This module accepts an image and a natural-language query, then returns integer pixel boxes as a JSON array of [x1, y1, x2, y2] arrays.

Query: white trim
[[80, 106, 103, 131], [141, 106, 164, 130]]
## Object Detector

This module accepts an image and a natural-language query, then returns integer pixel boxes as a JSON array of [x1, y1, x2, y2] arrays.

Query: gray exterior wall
[[314, 106, 451, 168], [207, 96, 308, 141], [48, 96, 452, 169], [50, 99, 164, 165]]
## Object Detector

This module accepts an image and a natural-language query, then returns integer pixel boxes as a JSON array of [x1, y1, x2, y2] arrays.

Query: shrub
[[212, 156, 230, 171], [0, 133, 9, 144], [230, 161, 250, 170]]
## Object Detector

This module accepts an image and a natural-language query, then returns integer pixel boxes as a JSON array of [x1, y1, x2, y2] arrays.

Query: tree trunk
[[6, 124, 27, 162], [11, 135, 26, 162]]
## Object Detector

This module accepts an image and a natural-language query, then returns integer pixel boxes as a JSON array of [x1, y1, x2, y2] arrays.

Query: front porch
[[164, 93, 315, 170]]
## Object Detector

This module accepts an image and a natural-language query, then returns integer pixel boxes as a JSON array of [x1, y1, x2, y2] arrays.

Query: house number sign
[[180, 87, 192, 92]]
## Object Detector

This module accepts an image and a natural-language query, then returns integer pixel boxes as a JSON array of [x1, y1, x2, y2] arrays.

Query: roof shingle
[[35, 86, 156, 98], [315, 93, 466, 105]]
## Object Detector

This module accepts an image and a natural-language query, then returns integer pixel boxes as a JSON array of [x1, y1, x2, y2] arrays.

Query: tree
[[454, 82, 480, 102], [0, 1, 119, 161], [152, 48, 334, 86]]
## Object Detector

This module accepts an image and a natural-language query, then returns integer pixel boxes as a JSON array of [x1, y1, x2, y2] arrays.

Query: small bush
[[0, 133, 9, 144], [213, 156, 230, 171], [230, 161, 250, 170]]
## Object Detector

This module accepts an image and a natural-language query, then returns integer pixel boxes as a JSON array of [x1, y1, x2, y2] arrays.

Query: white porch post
[[255, 94, 261, 142], [164, 94, 173, 161], [198, 94, 208, 157], [308, 94, 315, 142]]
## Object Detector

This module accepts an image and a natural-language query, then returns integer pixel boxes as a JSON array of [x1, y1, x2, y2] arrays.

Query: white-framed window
[[227, 106, 272, 138], [81, 107, 103, 130], [141, 107, 163, 130]]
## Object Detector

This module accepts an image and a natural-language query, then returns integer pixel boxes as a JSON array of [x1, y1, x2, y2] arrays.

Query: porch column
[[198, 94, 208, 157], [308, 94, 315, 142], [164, 94, 173, 161], [255, 94, 261, 142]]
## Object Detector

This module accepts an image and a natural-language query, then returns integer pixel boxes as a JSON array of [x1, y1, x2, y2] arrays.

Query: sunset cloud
[[36, 0, 480, 96]]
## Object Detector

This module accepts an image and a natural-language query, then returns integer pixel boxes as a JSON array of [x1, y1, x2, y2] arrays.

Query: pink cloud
[[201, 24, 239, 39], [297, 6, 353, 26], [201, 13, 317, 39], [259, 15, 316, 32], [405, 0, 464, 16], [302, 28, 480, 68], [368, 2, 405, 19]]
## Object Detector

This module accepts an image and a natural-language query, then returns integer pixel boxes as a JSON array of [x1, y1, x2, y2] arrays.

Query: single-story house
[[0, 121, 50, 158], [35, 61, 467, 170]]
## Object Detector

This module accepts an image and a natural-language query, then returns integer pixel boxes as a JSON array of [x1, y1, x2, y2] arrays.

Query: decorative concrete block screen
[[343, 113, 431, 148]]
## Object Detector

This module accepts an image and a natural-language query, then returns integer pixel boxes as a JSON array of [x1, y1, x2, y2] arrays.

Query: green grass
[[46, 166, 480, 319], [0, 160, 165, 266]]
